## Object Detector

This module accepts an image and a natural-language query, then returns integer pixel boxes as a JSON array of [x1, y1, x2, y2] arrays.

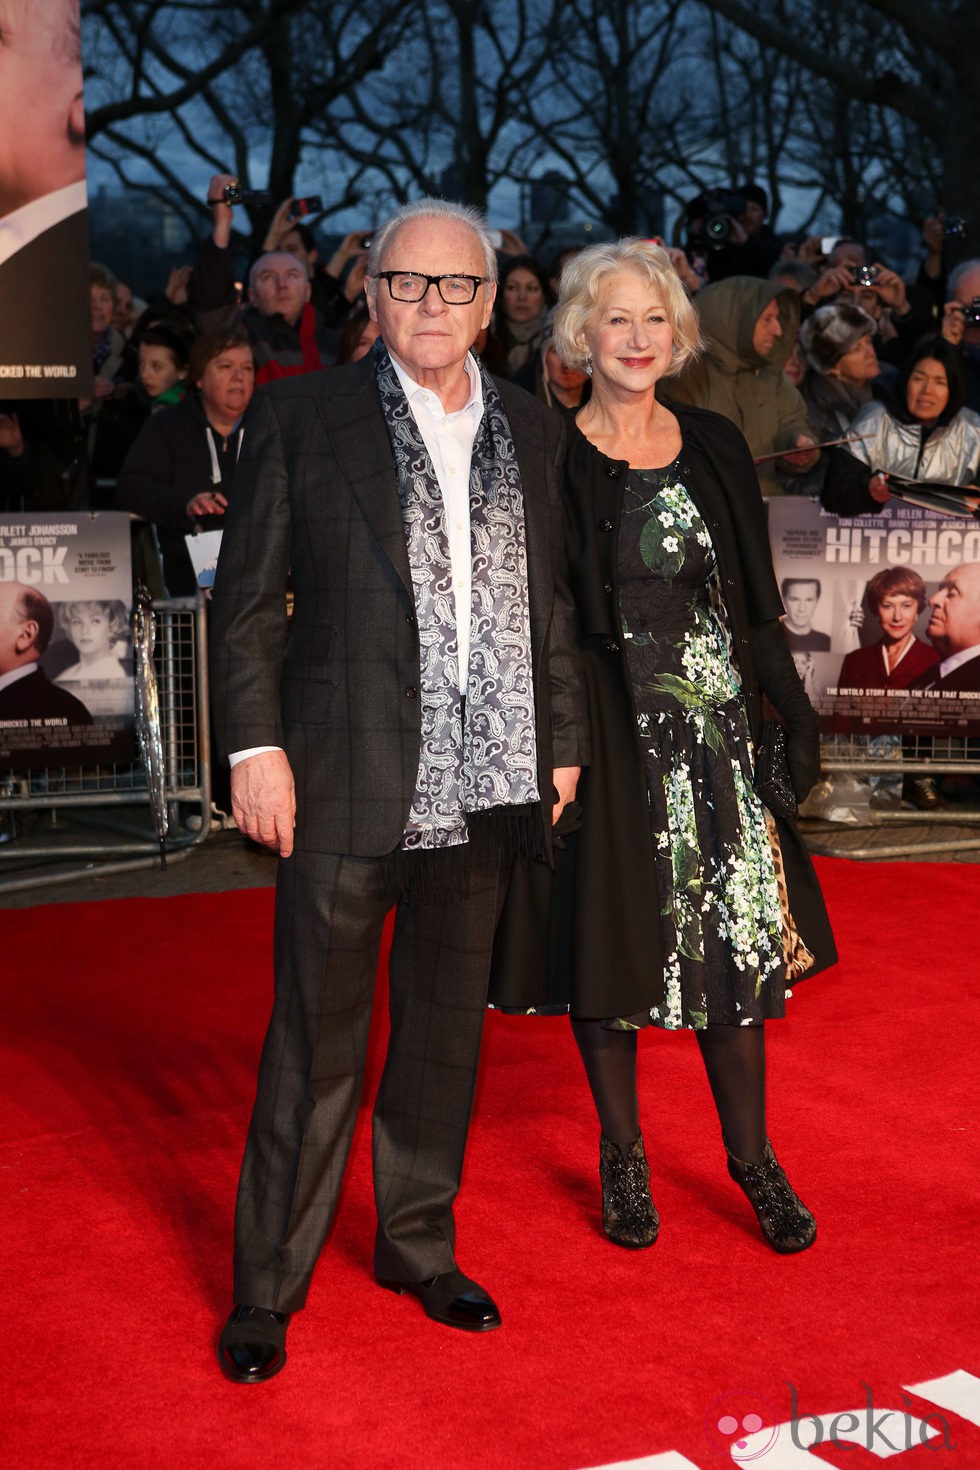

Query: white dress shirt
[[230, 351, 484, 768]]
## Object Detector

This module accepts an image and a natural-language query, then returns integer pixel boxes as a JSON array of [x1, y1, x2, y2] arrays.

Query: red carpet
[[4, 857, 980, 1469]]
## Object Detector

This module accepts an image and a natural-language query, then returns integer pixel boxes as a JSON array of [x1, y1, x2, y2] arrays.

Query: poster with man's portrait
[[0, 0, 92, 397], [0, 512, 134, 769], [768, 498, 980, 735]]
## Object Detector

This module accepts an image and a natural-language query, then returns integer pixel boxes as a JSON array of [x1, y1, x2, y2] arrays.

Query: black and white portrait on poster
[[0, 0, 92, 398], [768, 498, 980, 735], [0, 512, 134, 768]]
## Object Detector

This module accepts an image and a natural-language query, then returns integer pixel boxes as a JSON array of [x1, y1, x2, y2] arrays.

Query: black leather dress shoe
[[378, 1268, 501, 1332], [217, 1305, 289, 1383]]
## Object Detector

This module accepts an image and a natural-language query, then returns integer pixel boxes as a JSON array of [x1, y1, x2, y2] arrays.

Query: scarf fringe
[[385, 802, 543, 905]]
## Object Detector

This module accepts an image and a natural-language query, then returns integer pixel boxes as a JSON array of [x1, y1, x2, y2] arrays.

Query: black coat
[[207, 357, 590, 859], [117, 395, 241, 596], [491, 402, 836, 1019]]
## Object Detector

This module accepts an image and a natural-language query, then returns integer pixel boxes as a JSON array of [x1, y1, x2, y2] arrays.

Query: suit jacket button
[[603, 640, 619, 654], [599, 518, 614, 532], [604, 583, 614, 595], [405, 613, 416, 625], [404, 685, 418, 698]]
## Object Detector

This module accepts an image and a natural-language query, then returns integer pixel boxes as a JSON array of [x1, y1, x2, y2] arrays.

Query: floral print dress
[[613, 462, 786, 1031]]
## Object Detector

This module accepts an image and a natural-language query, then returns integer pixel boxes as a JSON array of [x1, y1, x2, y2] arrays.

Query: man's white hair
[[367, 198, 498, 284]]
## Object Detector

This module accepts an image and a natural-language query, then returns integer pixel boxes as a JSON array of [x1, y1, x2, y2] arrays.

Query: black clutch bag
[[752, 720, 798, 820]]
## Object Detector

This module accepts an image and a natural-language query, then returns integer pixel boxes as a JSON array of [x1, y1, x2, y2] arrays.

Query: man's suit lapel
[[314, 365, 413, 598]]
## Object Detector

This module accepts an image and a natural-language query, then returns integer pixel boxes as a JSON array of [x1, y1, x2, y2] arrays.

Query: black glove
[[751, 619, 820, 802]]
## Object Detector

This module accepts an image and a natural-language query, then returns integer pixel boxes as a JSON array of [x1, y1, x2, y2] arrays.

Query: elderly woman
[[493, 240, 835, 1254]]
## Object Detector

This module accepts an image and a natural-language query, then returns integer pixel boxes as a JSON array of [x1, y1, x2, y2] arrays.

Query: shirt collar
[[939, 645, 980, 677], [0, 662, 38, 693], [389, 351, 484, 420], [0, 182, 88, 269]]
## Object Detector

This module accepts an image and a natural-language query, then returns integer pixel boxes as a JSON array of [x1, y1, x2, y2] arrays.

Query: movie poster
[[0, 0, 92, 399], [768, 498, 980, 736], [0, 513, 134, 769]]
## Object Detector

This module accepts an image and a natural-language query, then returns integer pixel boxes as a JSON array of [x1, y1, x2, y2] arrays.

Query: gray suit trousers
[[232, 846, 505, 1313]]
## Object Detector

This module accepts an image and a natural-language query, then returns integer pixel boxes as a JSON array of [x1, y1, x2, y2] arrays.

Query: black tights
[[571, 1017, 767, 1164]]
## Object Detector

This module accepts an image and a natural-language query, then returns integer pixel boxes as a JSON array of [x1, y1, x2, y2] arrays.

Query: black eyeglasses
[[374, 271, 490, 305]]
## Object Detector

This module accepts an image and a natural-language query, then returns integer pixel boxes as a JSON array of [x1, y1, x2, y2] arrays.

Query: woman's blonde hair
[[553, 239, 702, 378]]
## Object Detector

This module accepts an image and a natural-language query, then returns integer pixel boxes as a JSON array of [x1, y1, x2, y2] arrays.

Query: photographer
[[940, 258, 980, 410], [190, 174, 338, 381], [811, 241, 934, 370], [677, 184, 780, 284]]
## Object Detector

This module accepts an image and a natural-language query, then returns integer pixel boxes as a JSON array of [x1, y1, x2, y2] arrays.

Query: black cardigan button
[[604, 583, 614, 595], [603, 641, 620, 654], [605, 462, 621, 478], [599, 518, 614, 532]]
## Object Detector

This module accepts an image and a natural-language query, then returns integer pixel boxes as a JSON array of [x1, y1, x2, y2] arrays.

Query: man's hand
[[231, 749, 297, 856], [552, 765, 581, 825], [869, 472, 891, 504], [665, 246, 702, 293], [262, 198, 296, 253], [802, 263, 852, 307], [165, 264, 192, 305], [207, 173, 238, 248], [325, 231, 372, 279], [870, 265, 908, 315], [942, 300, 965, 346]]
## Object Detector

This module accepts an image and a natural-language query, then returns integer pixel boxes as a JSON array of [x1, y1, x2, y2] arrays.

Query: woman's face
[[579, 270, 675, 394], [876, 593, 920, 644], [69, 607, 113, 658], [139, 343, 185, 399], [502, 267, 545, 323], [197, 345, 256, 424], [783, 339, 805, 387], [833, 334, 878, 385], [906, 358, 949, 422]]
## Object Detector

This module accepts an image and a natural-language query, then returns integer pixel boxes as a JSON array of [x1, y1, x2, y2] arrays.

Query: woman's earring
[[584, 356, 593, 376]]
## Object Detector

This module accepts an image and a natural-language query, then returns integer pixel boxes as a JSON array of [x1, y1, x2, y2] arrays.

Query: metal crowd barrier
[[804, 729, 980, 859], [0, 594, 213, 894]]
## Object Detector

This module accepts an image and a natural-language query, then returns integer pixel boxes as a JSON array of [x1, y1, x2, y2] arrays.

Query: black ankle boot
[[599, 1133, 660, 1248], [726, 1138, 816, 1254]]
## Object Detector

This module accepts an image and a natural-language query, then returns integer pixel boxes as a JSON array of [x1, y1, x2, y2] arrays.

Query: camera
[[702, 191, 747, 249], [961, 296, 980, 326], [944, 216, 968, 240], [289, 196, 323, 218], [219, 183, 273, 206], [851, 264, 880, 288]]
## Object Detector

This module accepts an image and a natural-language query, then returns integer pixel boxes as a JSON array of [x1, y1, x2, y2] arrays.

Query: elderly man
[[209, 198, 589, 1383], [912, 562, 980, 691], [0, 0, 90, 385], [192, 174, 338, 382], [941, 259, 980, 411], [0, 581, 92, 723]]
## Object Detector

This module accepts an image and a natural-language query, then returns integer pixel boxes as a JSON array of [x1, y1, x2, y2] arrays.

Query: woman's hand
[[187, 490, 228, 518], [869, 472, 891, 503]]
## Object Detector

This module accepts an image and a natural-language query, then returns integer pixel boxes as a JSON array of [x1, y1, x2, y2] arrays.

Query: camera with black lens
[[220, 183, 273, 206], [703, 190, 747, 249], [851, 264, 880, 288], [944, 216, 968, 240], [962, 296, 980, 326]]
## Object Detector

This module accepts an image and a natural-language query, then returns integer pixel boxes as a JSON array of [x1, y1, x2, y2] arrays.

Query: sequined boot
[[599, 1133, 660, 1248], [726, 1138, 816, 1254]]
